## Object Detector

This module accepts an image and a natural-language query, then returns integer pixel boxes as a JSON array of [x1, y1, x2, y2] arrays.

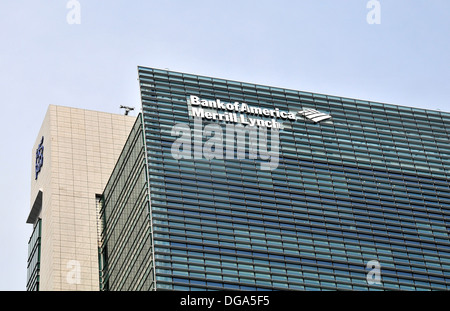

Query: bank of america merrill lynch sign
[[170, 95, 332, 170], [188, 95, 331, 128]]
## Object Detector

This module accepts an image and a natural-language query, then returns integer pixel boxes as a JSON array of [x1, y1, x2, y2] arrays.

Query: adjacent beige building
[[27, 105, 136, 291]]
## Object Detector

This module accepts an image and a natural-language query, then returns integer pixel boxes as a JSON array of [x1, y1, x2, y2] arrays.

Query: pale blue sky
[[0, 1, 449, 290]]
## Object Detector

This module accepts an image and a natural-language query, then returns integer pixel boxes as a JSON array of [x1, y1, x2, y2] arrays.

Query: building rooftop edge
[[137, 65, 450, 116], [47, 104, 138, 117]]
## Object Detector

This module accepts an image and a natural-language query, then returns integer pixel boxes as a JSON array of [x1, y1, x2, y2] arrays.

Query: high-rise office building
[[98, 66, 450, 291], [26, 105, 135, 291]]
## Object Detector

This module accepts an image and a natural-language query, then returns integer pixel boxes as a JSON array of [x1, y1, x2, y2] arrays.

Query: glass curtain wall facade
[[102, 66, 450, 291], [99, 116, 153, 291], [26, 219, 41, 291]]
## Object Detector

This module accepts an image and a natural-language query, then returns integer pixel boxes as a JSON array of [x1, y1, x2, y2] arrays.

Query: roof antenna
[[120, 105, 134, 116]]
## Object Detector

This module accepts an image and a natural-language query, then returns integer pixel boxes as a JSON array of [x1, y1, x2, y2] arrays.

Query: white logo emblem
[[298, 108, 332, 123]]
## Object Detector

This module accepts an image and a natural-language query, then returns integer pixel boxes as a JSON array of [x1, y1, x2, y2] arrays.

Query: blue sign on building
[[35, 136, 44, 180]]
